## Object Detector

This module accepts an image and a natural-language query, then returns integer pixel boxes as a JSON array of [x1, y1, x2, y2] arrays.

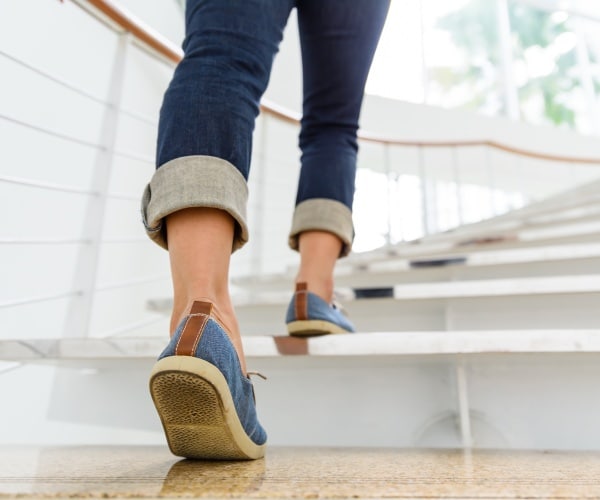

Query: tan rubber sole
[[287, 319, 350, 337], [149, 356, 266, 460]]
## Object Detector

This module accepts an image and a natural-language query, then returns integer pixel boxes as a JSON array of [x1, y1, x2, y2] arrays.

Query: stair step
[[420, 206, 600, 247], [234, 235, 600, 292], [343, 226, 600, 270], [234, 242, 600, 291], [390, 274, 600, 299], [338, 181, 600, 269], [2, 330, 599, 363], [418, 199, 600, 245], [150, 275, 600, 334], [415, 179, 600, 241], [231, 274, 600, 305]]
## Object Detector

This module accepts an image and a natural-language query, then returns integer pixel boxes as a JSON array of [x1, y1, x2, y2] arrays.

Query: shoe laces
[[331, 294, 350, 318]]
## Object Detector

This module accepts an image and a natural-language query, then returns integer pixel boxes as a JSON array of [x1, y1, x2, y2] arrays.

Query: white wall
[[117, 0, 184, 46], [0, 0, 175, 342], [0, 0, 181, 447]]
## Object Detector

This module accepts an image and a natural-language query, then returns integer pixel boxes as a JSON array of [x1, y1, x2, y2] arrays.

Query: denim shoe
[[286, 282, 355, 336], [149, 300, 266, 460]]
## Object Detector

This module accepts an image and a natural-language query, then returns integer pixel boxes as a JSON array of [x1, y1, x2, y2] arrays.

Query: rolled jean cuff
[[288, 198, 354, 258], [141, 156, 249, 252]]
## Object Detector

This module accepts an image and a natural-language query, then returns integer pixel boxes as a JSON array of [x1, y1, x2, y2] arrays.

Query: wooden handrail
[[86, 0, 182, 64], [76, 0, 600, 165]]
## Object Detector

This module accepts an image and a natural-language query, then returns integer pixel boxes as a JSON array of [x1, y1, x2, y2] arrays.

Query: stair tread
[[233, 242, 600, 290], [2, 330, 600, 361], [230, 274, 600, 306]]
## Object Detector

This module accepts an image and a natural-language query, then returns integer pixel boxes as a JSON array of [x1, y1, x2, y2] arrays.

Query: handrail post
[[250, 113, 268, 275], [515, 155, 525, 210], [384, 143, 392, 247], [456, 358, 473, 449], [485, 146, 497, 217], [62, 33, 130, 338], [418, 146, 431, 237], [452, 146, 464, 227]]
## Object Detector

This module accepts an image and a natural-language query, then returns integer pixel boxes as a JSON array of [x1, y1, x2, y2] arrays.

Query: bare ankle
[[171, 295, 234, 332], [295, 277, 334, 303], [296, 230, 341, 303]]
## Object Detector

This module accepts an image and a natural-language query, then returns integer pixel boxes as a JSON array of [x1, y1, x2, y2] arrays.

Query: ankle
[[295, 277, 334, 303], [296, 231, 341, 304], [171, 293, 235, 335], [170, 295, 247, 375]]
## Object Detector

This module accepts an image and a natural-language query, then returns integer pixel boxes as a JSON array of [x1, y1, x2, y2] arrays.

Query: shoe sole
[[287, 319, 351, 337], [149, 356, 266, 460]]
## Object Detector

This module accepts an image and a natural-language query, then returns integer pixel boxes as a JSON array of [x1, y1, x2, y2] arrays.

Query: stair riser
[[4, 354, 599, 451], [235, 293, 600, 335], [343, 257, 600, 288]]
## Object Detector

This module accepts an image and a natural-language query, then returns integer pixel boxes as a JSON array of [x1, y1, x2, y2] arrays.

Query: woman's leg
[[142, 0, 295, 371], [166, 207, 244, 370], [292, 0, 390, 302]]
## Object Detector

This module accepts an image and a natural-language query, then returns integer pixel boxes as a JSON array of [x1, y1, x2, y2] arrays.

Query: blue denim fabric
[[285, 290, 355, 333], [157, 0, 389, 211], [159, 317, 267, 446]]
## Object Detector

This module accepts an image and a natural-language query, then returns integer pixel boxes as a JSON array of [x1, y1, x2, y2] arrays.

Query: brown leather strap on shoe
[[295, 282, 308, 321], [175, 301, 213, 356]]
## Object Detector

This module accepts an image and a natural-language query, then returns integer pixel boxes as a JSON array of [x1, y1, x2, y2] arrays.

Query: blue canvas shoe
[[286, 282, 355, 336], [149, 300, 267, 460]]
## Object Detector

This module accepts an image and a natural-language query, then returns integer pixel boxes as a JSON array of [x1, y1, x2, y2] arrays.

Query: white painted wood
[[234, 189, 600, 291], [0, 347, 599, 450], [231, 274, 600, 305], [304, 330, 600, 357], [390, 274, 600, 300], [3, 330, 600, 361], [341, 181, 600, 265], [62, 34, 130, 340], [233, 241, 600, 292], [155, 280, 600, 334], [455, 360, 473, 448]]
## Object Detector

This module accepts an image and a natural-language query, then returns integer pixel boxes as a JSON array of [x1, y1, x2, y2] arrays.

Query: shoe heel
[[149, 356, 265, 460]]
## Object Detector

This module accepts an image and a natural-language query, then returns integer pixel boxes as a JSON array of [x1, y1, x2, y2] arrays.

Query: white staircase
[[3, 180, 600, 450]]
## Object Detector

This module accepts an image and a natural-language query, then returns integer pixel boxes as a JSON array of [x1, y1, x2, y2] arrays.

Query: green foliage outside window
[[433, 0, 588, 128]]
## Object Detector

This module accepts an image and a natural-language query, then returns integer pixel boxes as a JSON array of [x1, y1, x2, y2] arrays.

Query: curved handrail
[[80, 0, 600, 165]]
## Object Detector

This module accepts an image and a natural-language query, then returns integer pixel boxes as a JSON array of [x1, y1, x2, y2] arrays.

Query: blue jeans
[[142, 0, 389, 256]]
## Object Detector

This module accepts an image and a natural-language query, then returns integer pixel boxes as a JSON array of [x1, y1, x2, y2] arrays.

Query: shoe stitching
[[174, 316, 192, 354], [186, 298, 236, 338], [190, 313, 210, 357]]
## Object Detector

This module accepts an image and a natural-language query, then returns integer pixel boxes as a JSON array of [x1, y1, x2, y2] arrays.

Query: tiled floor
[[2, 446, 600, 499]]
